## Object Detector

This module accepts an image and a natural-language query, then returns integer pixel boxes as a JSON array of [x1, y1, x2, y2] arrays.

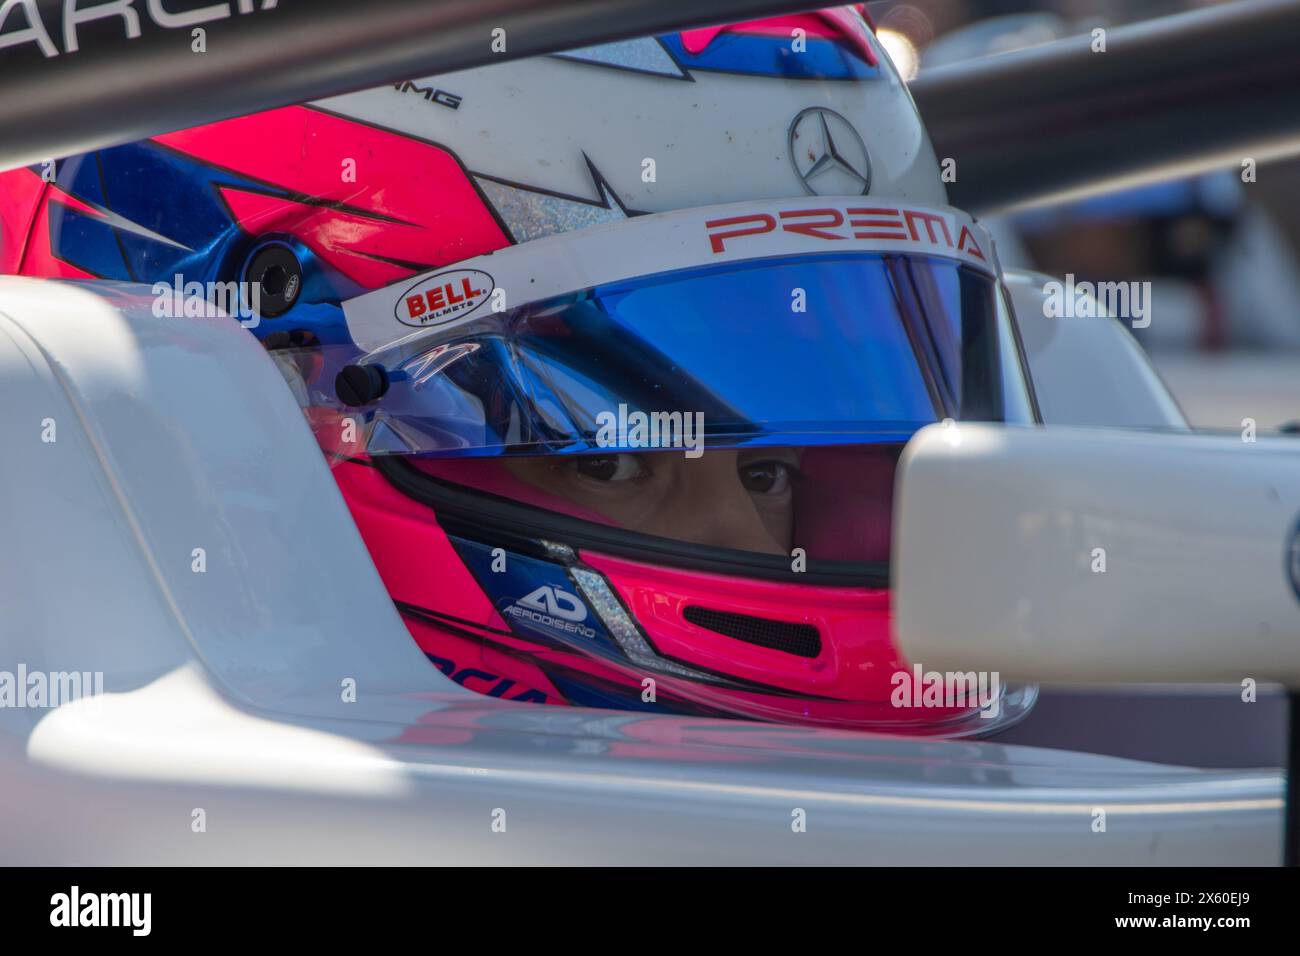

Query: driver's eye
[[572, 454, 646, 482], [739, 461, 793, 495]]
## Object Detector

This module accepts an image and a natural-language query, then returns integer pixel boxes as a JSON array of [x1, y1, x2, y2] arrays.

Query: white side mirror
[[893, 422, 1300, 686]]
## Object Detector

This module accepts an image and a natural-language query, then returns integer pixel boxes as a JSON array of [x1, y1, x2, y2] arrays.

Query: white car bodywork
[[896, 422, 1300, 684], [0, 278, 1282, 864], [1004, 269, 1187, 430]]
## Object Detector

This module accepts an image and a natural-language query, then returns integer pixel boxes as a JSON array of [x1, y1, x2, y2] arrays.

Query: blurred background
[[867, 0, 1296, 766], [870, 0, 1300, 432]]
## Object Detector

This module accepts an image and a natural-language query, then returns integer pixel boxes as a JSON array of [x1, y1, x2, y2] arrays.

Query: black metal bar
[[0, 0, 817, 173], [911, 0, 1300, 214], [7, 0, 1300, 211]]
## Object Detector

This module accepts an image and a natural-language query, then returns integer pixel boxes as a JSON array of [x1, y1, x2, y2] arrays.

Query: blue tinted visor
[[321, 251, 1035, 458]]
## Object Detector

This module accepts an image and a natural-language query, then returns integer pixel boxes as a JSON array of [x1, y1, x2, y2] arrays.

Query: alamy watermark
[[0, 665, 103, 708], [890, 664, 1002, 719], [595, 404, 705, 459], [50, 887, 150, 937], [152, 274, 261, 328], [1042, 274, 1151, 329]]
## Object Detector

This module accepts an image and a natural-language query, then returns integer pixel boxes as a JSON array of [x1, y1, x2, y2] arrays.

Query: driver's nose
[[645, 453, 787, 555]]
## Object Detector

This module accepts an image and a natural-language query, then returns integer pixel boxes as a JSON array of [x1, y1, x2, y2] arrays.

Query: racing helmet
[[0, 6, 1038, 734]]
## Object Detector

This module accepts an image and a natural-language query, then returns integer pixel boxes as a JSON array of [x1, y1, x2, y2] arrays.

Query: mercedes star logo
[[788, 107, 872, 196]]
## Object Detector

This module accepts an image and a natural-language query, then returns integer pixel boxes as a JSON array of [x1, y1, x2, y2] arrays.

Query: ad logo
[[516, 585, 588, 623], [397, 268, 493, 328], [505, 584, 598, 641]]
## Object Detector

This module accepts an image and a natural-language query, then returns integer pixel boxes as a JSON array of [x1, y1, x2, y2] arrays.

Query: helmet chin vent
[[682, 606, 822, 658]]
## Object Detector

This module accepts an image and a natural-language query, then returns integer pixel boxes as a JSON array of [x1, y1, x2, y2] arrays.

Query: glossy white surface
[[895, 421, 1300, 685], [0, 279, 1282, 864], [318, 30, 946, 217], [1005, 269, 1188, 429], [5, 665, 1281, 865], [0, 278, 454, 728]]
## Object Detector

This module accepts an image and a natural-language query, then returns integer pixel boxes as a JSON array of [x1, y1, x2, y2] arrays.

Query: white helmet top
[[318, 5, 945, 245]]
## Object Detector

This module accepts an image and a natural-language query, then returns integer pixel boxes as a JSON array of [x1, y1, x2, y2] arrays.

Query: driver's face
[[504, 448, 800, 555]]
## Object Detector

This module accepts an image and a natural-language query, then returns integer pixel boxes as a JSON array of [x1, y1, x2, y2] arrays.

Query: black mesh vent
[[682, 606, 822, 658]]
